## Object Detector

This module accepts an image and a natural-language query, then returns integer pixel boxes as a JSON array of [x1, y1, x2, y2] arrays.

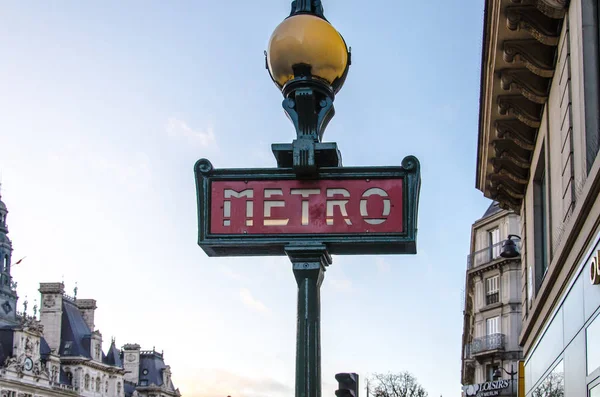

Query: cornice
[[60, 357, 125, 373], [477, 0, 567, 210]]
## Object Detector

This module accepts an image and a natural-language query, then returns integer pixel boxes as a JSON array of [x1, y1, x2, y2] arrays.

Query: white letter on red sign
[[290, 189, 321, 225], [360, 188, 391, 225], [264, 189, 289, 226], [326, 189, 352, 226], [224, 189, 254, 227]]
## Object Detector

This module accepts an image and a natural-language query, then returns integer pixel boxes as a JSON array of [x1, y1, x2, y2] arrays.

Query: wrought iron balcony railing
[[466, 241, 521, 270], [467, 333, 505, 356], [486, 292, 499, 305]]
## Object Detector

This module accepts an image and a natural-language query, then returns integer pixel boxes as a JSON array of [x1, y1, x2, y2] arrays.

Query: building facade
[[461, 202, 523, 396], [0, 192, 181, 397], [476, 0, 600, 395]]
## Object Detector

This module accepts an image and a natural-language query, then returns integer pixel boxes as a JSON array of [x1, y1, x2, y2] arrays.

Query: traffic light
[[335, 373, 359, 397]]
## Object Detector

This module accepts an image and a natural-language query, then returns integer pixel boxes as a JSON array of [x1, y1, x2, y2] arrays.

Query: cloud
[[328, 278, 353, 292], [220, 266, 246, 282], [181, 368, 292, 397], [166, 117, 216, 147], [47, 145, 152, 192], [376, 258, 391, 274], [239, 288, 270, 315]]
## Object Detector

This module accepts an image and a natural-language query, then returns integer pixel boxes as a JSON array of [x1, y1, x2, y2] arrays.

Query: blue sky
[[0, 1, 490, 396]]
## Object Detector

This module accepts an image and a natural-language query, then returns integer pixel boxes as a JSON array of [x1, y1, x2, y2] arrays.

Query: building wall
[[462, 208, 523, 391], [515, 0, 600, 395]]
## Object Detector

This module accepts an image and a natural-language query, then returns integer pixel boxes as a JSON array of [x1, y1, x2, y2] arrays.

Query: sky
[[0, 1, 490, 397]]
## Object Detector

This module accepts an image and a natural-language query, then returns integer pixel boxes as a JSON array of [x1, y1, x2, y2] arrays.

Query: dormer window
[[64, 341, 73, 355]]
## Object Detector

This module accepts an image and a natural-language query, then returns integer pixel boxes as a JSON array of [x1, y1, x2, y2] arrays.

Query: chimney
[[122, 343, 141, 383], [76, 299, 97, 331], [39, 283, 64, 353]]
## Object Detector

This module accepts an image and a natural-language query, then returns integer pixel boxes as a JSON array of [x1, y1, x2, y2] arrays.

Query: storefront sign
[[463, 380, 512, 397], [590, 250, 600, 285], [194, 157, 421, 257]]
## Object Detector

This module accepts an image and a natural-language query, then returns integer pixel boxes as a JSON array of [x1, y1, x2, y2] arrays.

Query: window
[[487, 316, 500, 335], [64, 341, 73, 355], [532, 361, 563, 397], [117, 382, 121, 395], [591, 383, 600, 397], [486, 276, 500, 305], [85, 374, 90, 390], [534, 148, 549, 294], [489, 228, 501, 260], [587, 314, 600, 375], [105, 381, 108, 394], [486, 364, 499, 382], [96, 377, 101, 392]]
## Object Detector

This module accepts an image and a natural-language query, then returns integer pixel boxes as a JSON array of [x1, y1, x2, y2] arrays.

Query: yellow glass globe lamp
[[267, 14, 350, 95]]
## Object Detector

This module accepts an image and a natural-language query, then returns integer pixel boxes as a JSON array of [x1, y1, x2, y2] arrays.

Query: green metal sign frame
[[194, 156, 421, 257]]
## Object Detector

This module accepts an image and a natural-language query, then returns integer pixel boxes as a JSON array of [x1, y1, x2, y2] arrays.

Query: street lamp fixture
[[266, 0, 351, 174], [493, 365, 518, 396], [500, 234, 521, 258]]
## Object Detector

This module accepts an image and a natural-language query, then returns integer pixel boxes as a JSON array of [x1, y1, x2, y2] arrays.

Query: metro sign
[[195, 156, 420, 257]]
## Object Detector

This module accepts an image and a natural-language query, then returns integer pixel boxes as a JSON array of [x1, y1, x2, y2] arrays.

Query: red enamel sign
[[210, 179, 403, 235]]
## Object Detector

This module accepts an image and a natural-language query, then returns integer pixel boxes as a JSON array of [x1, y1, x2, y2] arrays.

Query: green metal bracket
[[272, 79, 341, 174]]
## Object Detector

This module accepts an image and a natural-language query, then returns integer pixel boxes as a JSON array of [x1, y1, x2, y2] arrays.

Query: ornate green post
[[286, 244, 331, 397], [194, 2, 421, 395], [265, 2, 351, 395]]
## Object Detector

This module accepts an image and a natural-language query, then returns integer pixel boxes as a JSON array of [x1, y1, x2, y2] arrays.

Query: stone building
[[461, 202, 522, 397], [476, 0, 600, 395], [0, 191, 181, 397]]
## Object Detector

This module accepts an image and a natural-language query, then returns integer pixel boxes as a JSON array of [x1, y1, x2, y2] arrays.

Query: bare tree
[[531, 372, 564, 397], [368, 372, 428, 397]]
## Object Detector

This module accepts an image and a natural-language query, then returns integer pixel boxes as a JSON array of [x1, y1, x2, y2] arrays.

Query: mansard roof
[[104, 340, 122, 367], [60, 298, 92, 358], [139, 351, 169, 388], [480, 201, 503, 220], [40, 336, 51, 360], [0, 329, 13, 362], [124, 381, 137, 397]]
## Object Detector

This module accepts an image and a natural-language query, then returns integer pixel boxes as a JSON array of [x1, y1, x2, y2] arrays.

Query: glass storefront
[[587, 313, 600, 375], [531, 361, 564, 397], [525, 234, 600, 396]]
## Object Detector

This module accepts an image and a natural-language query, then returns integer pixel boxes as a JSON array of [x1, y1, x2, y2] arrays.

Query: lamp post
[[494, 365, 518, 396], [194, 2, 420, 397], [265, 2, 350, 396]]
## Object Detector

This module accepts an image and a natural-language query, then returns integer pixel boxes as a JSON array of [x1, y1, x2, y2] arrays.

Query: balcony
[[467, 241, 521, 270], [486, 292, 499, 305], [467, 333, 505, 358]]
